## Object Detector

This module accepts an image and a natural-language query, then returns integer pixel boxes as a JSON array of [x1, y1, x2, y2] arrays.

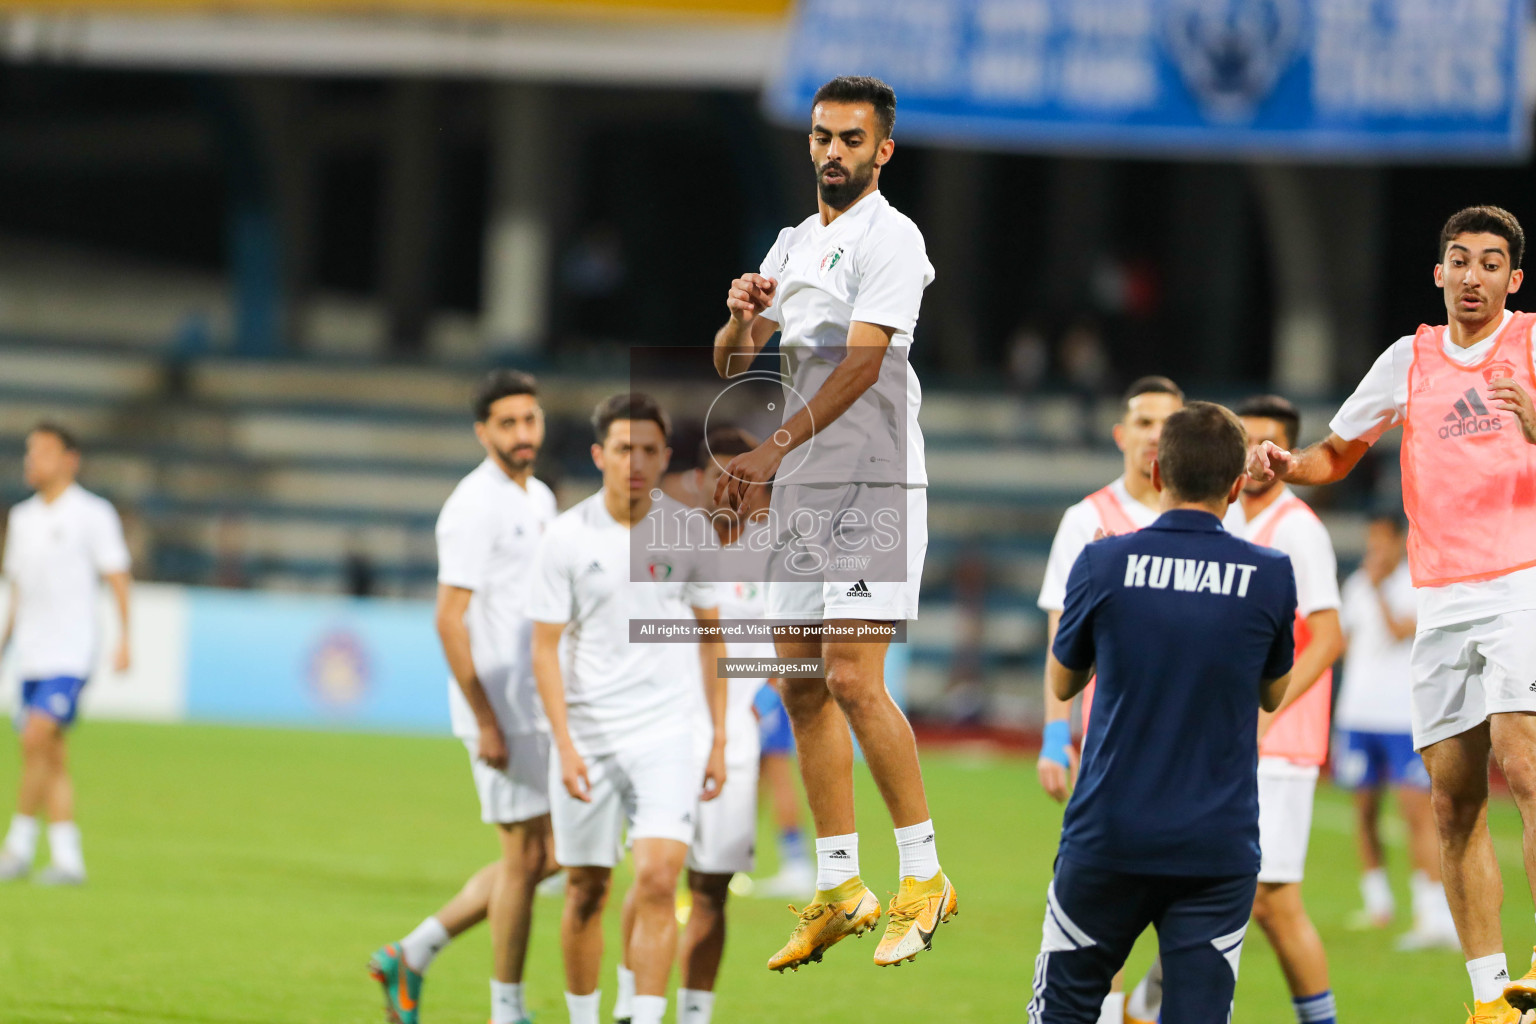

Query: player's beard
[[816, 155, 876, 210], [495, 443, 538, 474]]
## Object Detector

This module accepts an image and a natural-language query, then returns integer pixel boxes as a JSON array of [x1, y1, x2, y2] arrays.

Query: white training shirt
[[3, 484, 130, 680], [1329, 309, 1536, 628], [758, 190, 934, 487], [436, 459, 558, 739], [526, 492, 720, 757], [1037, 476, 1247, 613], [1231, 486, 1341, 618], [1336, 562, 1416, 733]]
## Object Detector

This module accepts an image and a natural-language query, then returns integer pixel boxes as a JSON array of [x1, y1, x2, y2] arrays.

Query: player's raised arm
[[1247, 432, 1370, 488], [435, 583, 506, 770], [714, 321, 893, 513], [713, 273, 779, 379], [692, 604, 728, 801]]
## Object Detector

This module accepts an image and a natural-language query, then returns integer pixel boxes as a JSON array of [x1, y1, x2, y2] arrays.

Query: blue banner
[[185, 589, 451, 734], [767, 0, 1529, 159]]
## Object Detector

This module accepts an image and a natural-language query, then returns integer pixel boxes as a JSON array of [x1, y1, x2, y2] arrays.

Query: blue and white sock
[[779, 827, 808, 868], [1294, 990, 1336, 1024]]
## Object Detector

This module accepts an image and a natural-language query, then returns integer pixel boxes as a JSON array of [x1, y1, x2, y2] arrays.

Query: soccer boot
[[766, 876, 881, 972], [873, 871, 958, 966], [0, 850, 29, 881], [33, 864, 85, 886], [1463, 998, 1525, 1024], [368, 943, 423, 1024], [1506, 949, 1536, 1011]]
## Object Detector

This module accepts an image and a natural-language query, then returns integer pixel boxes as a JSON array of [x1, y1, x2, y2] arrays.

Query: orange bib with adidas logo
[[1403, 312, 1536, 587]]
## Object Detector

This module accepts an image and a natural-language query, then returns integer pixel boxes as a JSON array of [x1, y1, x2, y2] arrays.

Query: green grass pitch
[[0, 721, 1530, 1023]]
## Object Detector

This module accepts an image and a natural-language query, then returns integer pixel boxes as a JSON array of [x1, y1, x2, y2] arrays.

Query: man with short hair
[[712, 72, 954, 974], [530, 393, 727, 1024], [1334, 514, 1456, 950], [369, 369, 558, 1024], [1030, 402, 1296, 1024], [0, 423, 132, 886], [1248, 205, 1536, 1024]]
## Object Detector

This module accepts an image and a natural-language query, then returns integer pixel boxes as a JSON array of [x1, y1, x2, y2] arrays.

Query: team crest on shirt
[[648, 561, 674, 581], [818, 245, 846, 277], [1484, 361, 1518, 385]]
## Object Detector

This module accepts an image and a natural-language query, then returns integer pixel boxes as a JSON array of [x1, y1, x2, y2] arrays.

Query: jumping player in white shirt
[[0, 423, 131, 886], [529, 394, 727, 1024], [711, 73, 954, 976], [1334, 514, 1456, 950], [369, 370, 559, 1024], [1246, 207, 1536, 1024]]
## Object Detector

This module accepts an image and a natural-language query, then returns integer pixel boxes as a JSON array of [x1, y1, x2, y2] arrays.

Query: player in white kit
[[529, 394, 727, 1024], [1334, 513, 1455, 950], [369, 370, 558, 1024], [0, 423, 132, 886], [712, 73, 954, 974], [612, 426, 776, 1024]]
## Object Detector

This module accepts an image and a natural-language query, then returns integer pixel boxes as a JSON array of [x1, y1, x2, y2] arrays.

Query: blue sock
[[1294, 991, 1336, 1024], [779, 827, 807, 865]]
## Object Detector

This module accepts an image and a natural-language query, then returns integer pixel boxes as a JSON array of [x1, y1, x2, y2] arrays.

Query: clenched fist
[[726, 274, 777, 324]]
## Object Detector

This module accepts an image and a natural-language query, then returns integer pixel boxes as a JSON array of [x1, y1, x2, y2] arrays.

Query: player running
[[369, 370, 558, 1024], [711, 73, 954, 974], [0, 423, 131, 886], [1246, 206, 1536, 1024], [1335, 514, 1456, 950], [529, 394, 727, 1024], [1031, 402, 1297, 1024]]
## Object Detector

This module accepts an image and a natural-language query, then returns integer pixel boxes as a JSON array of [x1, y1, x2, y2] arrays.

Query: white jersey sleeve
[[2, 506, 15, 578], [1273, 512, 1341, 617], [89, 500, 131, 574], [1328, 338, 1412, 445], [849, 217, 935, 335], [525, 526, 575, 625], [435, 486, 496, 591], [1038, 501, 1097, 613], [758, 227, 792, 327]]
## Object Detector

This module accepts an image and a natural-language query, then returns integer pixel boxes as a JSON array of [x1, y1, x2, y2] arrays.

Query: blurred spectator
[[941, 544, 990, 725], [344, 543, 376, 598], [1006, 322, 1049, 394], [1058, 320, 1111, 441], [211, 515, 251, 589]]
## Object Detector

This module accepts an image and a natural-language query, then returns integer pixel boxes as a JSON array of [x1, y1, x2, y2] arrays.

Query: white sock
[[1126, 957, 1163, 1019], [893, 819, 940, 882], [3, 814, 38, 861], [1096, 991, 1125, 1024], [47, 821, 83, 874], [491, 980, 525, 1024], [814, 833, 860, 891], [1468, 953, 1510, 1004], [566, 991, 601, 1024], [678, 989, 715, 1024], [399, 916, 451, 974], [615, 965, 636, 1020], [631, 994, 667, 1024], [1362, 867, 1393, 918]]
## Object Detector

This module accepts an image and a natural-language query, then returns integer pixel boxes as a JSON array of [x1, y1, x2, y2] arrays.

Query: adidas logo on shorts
[[845, 579, 873, 598]]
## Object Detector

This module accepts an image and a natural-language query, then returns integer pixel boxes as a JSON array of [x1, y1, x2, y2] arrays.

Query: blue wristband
[[1041, 719, 1072, 768]]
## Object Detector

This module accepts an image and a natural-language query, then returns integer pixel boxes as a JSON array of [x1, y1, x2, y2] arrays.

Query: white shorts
[[1409, 611, 1536, 750], [1256, 758, 1319, 885], [691, 721, 761, 872], [550, 734, 700, 869], [764, 484, 926, 622], [463, 731, 552, 825]]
